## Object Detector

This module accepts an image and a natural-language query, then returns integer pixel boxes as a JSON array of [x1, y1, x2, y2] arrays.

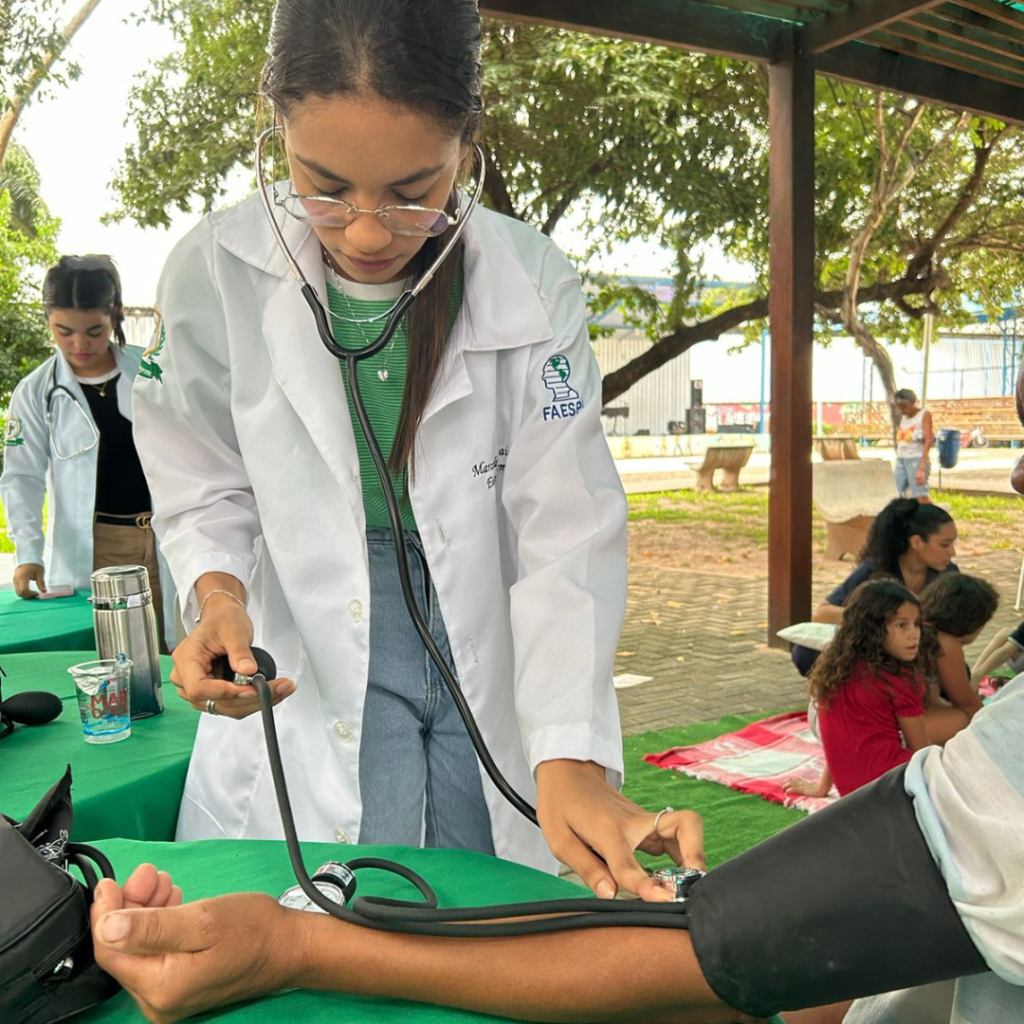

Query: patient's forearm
[[293, 918, 750, 1024]]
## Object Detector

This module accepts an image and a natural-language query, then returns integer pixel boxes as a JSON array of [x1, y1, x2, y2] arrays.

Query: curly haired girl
[[784, 578, 968, 798]]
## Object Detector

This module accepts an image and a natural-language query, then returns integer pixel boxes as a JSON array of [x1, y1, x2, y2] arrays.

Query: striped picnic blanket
[[644, 710, 836, 813]]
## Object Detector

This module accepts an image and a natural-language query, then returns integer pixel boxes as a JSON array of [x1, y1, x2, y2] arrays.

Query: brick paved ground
[[615, 547, 1024, 735]]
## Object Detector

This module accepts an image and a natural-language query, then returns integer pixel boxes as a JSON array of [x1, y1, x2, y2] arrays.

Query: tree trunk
[[0, 0, 105, 166]]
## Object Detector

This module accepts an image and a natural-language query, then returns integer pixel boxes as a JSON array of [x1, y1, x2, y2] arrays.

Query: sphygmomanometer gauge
[[278, 861, 356, 913]]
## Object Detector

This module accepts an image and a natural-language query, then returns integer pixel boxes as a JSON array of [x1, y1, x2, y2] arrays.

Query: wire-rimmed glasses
[[254, 125, 486, 329]]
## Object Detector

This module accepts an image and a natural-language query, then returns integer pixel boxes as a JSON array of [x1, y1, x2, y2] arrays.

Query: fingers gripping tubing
[[686, 767, 988, 1019]]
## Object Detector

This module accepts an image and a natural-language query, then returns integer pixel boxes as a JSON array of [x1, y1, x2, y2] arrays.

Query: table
[[0, 651, 195, 842], [0, 589, 95, 653], [78, 839, 786, 1024]]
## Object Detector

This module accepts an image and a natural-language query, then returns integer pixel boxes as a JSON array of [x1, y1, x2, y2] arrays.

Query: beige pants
[[92, 514, 167, 653]]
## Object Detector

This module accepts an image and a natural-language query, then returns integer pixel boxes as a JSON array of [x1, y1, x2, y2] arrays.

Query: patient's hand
[[91, 865, 305, 1023]]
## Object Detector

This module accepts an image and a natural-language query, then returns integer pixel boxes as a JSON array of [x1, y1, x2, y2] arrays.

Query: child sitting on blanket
[[919, 573, 999, 723], [783, 579, 969, 799]]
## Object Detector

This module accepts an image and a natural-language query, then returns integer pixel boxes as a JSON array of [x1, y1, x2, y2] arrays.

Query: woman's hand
[[535, 758, 705, 901], [171, 582, 295, 720], [13, 562, 46, 598], [91, 865, 304, 1024]]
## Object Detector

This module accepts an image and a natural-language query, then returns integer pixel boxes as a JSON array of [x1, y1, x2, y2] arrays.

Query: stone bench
[[815, 435, 861, 461], [812, 460, 897, 560], [690, 445, 754, 492]]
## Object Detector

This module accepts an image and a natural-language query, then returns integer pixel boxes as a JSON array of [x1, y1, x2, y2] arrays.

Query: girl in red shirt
[[785, 578, 967, 798]]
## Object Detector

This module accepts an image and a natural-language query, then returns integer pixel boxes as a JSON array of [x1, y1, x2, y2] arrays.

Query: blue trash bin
[[938, 428, 960, 469]]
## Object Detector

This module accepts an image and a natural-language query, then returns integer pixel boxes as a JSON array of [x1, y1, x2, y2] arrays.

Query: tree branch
[[601, 273, 944, 404], [0, 0, 105, 165]]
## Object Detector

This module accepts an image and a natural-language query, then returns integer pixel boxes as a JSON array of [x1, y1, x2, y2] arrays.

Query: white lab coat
[[134, 195, 627, 873], [0, 346, 176, 643]]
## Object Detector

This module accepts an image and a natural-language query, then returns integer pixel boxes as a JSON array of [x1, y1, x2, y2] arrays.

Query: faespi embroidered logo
[[540, 355, 582, 421]]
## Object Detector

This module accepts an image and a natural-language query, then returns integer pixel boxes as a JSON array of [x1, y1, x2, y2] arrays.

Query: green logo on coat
[[139, 321, 166, 382], [3, 416, 24, 446]]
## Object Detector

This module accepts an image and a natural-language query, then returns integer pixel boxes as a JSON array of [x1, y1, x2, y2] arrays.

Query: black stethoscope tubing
[[252, 673, 693, 935]]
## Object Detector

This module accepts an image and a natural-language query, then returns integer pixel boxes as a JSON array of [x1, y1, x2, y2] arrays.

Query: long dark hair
[[809, 578, 926, 708], [261, 0, 483, 473], [859, 498, 955, 575], [920, 573, 999, 639], [42, 255, 126, 347]]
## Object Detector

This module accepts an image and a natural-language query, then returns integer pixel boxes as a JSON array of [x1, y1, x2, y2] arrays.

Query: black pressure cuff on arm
[[686, 766, 988, 1018]]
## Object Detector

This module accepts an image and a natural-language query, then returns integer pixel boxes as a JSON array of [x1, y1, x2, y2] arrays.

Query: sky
[[15, 0, 748, 307]]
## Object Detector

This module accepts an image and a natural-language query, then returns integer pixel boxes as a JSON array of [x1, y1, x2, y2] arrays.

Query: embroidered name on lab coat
[[541, 355, 582, 421]]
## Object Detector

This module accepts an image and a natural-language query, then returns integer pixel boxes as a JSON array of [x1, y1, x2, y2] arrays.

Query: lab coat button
[[347, 599, 363, 623], [334, 828, 352, 844], [333, 721, 353, 741]]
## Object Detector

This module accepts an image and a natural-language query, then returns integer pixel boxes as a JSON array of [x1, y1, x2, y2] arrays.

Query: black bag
[[1, 768, 121, 1023]]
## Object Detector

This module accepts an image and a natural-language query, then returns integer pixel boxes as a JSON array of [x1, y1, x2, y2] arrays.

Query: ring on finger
[[205, 698, 218, 716], [653, 806, 674, 833]]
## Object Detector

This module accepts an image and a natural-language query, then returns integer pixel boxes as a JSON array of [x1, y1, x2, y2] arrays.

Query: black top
[[78, 376, 152, 516], [825, 556, 960, 607]]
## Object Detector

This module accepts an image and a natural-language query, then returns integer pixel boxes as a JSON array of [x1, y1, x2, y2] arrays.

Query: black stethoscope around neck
[[254, 129, 537, 827]]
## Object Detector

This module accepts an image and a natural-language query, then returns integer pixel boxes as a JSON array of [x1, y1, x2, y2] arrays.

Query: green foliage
[[109, 0, 271, 227], [0, 1, 82, 108], [0, 149, 60, 407]]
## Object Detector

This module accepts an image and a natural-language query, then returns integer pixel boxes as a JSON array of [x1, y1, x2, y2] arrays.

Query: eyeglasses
[[257, 126, 481, 238]]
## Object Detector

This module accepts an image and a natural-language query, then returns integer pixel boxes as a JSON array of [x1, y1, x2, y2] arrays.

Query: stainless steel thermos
[[90, 565, 163, 718]]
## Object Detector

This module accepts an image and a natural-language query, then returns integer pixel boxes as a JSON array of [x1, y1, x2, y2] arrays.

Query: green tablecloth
[[0, 651, 195, 842], [0, 589, 95, 653], [79, 839, 785, 1024]]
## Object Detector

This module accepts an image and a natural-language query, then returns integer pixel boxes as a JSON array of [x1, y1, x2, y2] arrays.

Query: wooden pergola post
[[767, 35, 815, 646]]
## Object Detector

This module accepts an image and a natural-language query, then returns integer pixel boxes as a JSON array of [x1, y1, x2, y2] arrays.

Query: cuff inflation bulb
[[210, 647, 277, 688]]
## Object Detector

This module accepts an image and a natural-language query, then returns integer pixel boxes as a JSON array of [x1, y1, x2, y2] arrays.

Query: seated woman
[[791, 498, 958, 677], [919, 573, 999, 723]]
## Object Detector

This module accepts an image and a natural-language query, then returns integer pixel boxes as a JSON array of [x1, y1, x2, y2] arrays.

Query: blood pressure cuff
[[1, 769, 120, 1023], [686, 766, 988, 1018]]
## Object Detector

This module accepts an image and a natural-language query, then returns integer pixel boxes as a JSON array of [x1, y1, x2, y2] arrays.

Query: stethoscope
[[45, 360, 100, 461], [243, 125, 701, 935], [255, 125, 537, 826]]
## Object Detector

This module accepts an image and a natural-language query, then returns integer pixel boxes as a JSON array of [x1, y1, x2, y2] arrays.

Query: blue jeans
[[894, 456, 930, 498], [358, 528, 494, 854]]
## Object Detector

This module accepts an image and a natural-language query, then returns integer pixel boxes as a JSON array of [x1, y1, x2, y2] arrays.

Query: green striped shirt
[[326, 268, 463, 530]]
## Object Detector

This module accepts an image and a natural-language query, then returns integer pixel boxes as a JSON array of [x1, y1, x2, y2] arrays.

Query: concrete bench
[[690, 445, 754, 492], [815, 435, 861, 461], [812, 460, 897, 560]]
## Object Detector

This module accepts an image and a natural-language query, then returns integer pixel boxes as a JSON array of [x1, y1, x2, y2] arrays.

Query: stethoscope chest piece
[[652, 866, 705, 902]]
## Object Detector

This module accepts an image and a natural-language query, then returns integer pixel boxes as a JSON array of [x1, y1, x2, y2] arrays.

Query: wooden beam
[[767, 34, 815, 648], [479, 0, 783, 62], [805, 0, 945, 53], [818, 38, 1024, 123]]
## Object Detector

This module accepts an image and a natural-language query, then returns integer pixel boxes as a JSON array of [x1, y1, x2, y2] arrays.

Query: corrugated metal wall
[[591, 332, 691, 437]]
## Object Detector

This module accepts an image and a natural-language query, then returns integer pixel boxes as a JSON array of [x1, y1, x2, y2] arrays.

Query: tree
[[111, 7, 1024, 405], [0, 146, 61, 407], [0, 0, 106, 166]]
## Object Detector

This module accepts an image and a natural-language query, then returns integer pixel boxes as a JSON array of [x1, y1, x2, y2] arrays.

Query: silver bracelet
[[195, 588, 246, 624]]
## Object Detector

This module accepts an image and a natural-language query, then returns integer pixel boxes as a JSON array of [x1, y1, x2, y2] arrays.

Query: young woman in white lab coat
[[0, 256, 173, 643], [134, 0, 688, 898]]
